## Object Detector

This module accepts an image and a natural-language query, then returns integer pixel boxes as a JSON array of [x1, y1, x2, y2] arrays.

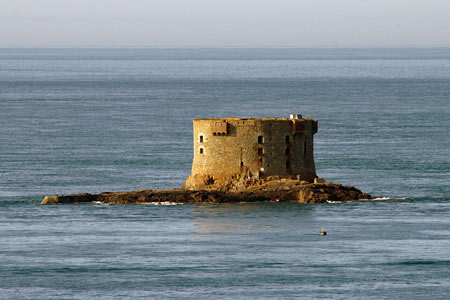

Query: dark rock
[[41, 178, 372, 205]]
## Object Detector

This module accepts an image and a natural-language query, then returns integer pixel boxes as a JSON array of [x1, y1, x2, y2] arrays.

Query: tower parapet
[[183, 116, 318, 190]]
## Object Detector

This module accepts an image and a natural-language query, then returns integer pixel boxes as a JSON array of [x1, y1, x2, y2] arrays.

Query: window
[[286, 160, 290, 168], [285, 148, 290, 155], [258, 148, 264, 155], [241, 161, 244, 167], [258, 136, 264, 144], [199, 135, 203, 143], [285, 135, 290, 143], [199, 148, 204, 154]]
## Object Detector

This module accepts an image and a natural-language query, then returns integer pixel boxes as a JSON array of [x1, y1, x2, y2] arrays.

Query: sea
[[1, 48, 449, 299]]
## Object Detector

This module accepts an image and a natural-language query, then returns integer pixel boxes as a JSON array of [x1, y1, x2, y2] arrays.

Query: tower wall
[[183, 117, 318, 190]]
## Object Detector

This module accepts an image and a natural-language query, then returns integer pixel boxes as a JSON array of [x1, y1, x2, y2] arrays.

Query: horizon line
[[1, 46, 450, 50]]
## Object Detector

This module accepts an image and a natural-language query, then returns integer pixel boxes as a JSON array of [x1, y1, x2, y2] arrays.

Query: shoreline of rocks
[[41, 178, 371, 205]]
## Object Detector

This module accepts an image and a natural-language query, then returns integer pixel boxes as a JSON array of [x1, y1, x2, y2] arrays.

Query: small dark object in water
[[320, 226, 327, 236]]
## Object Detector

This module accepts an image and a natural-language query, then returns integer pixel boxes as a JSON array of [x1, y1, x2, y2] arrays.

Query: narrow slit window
[[286, 160, 290, 168], [258, 136, 264, 144], [285, 135, 290, 143], [285, 148, 290, 155], [199, 135, 203, 143], [258, 148, 264, 155], [241, 161, 244, 167], [199, 148, 204, 154]]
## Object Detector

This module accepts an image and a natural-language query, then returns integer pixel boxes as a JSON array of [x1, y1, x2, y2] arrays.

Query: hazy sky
[[1, 0, 450, 47]]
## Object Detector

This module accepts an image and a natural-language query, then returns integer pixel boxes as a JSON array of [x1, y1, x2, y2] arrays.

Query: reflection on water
[[194, 223, 242, 232], [192, 202, 315, 233]]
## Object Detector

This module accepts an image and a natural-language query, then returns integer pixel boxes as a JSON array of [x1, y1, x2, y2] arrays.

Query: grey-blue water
[[1, 48, 449, 299]]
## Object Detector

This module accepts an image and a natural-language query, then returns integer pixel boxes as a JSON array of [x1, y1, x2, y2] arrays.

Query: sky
[[1, 0, 450, 48]]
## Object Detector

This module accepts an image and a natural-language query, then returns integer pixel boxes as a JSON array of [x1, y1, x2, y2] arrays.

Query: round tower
[[182, 117, 318, 190]]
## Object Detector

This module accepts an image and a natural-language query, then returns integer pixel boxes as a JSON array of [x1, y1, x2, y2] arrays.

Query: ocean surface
[[1, 48, 449, 299]]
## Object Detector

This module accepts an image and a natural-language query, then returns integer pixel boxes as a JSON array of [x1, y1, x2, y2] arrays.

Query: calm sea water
[[1, 48, 450, 299]]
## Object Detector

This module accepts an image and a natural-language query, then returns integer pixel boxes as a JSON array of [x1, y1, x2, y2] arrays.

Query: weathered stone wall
[[183, 117, 318, 190]]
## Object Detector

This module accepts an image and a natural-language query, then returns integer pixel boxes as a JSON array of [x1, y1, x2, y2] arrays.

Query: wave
[[141, 201, 183, 206], [326, 196, 410, 203], [92, 201, 183, 206], [384, 260, 450, 266], [371, 196, 409, 201]]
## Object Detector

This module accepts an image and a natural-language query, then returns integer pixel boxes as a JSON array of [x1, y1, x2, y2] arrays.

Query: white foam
[[93, 201, 112, 206], [372, 196, 408, 201], [142, 201, 183, 206], [326, 196, 409, 203]]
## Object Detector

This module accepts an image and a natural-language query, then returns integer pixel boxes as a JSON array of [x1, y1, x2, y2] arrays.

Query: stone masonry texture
[[183, 117, 318, 190]]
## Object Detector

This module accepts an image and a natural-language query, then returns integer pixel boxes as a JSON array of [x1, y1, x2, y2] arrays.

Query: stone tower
[[182, 115, 318, 190]]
